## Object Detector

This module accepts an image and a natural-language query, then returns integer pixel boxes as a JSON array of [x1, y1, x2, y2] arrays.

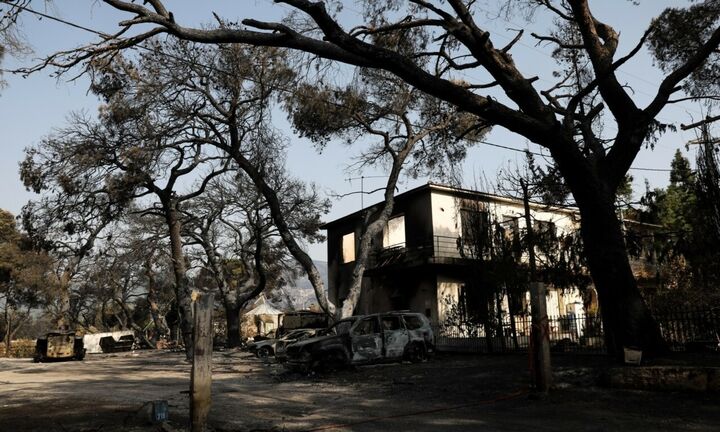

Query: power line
[[4, 2, 670, 174], [1, 0, 110, 37]]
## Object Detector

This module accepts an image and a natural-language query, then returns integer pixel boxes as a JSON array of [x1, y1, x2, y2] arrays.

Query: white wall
[[430, 192, 460, 238], [429, 188, 579, 260], [436, 275, 463, 323], [429, 187, 587, 323]]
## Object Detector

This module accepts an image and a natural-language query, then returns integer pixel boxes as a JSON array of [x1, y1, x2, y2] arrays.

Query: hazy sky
[[0, 1, 707, 260]]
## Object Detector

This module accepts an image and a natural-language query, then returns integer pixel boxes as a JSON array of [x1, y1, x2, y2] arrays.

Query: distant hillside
[[294, 260, 328, 291], [269, 260, 328, 310]]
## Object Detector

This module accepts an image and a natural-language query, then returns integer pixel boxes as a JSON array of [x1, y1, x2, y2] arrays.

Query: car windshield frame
[[283, 330, 310, 340], [329, 318, 357, 335]]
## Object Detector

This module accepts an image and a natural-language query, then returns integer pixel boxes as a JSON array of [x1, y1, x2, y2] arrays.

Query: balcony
[[368, 235, 476, 270]]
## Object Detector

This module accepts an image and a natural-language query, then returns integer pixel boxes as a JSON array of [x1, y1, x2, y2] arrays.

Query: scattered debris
[[83, 331, 136, 354]]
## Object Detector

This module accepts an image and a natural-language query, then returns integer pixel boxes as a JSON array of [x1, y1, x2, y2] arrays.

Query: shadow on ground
[[0, 351, 718, 431]]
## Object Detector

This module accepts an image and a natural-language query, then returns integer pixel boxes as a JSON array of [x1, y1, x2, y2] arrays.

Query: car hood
[[251, 339, 276, 348], [288, 334, 341, 349]]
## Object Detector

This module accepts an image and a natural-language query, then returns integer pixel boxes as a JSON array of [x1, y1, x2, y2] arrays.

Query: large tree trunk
[[164, 201, 195, 360], [146, 262, 170, 345], [549, 132, 668, 358], [56, 269, 72, 329], [339, 134, 418, 318], [4, 306, 10, 356], [225, 305, 242, 348], [228, 149, 332, 316], [340, 215, 385, 318], [577, 190, 667, 357], [198, 231, 243, 349]]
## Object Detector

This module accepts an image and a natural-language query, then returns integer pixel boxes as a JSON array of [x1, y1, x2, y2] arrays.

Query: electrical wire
[[3, 1, 674, 173]]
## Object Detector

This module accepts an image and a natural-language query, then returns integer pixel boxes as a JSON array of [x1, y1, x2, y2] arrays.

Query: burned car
[[285, 311, 434, 371], [34, 330, 86, 362], [275, 329, 318, 362], [248, 328, 317, 359]]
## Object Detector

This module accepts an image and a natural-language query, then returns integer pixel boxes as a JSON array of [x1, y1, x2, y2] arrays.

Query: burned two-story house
[[322, 183, 593, 334]]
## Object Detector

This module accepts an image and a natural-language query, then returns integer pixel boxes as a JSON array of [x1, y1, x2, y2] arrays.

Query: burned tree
[[16, 0, 720, 353], [21, 68, 232, 357], [186, 170, 321, 347], [86, 40, 332, 316]]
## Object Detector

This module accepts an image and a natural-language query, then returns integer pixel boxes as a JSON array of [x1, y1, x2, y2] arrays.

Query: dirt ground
[[1, 350, 719, 432]]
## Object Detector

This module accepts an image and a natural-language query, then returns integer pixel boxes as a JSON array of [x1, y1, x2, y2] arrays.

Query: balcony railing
[[369, 235, 479, 268]]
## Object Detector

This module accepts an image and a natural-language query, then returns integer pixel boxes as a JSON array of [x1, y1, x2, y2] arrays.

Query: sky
[[0, 0, 709, 261]]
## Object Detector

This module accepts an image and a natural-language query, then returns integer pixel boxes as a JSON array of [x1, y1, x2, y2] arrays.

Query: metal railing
[[370, 235, 483, 268], [433, 313, 605, 354], [657, 308, 720, 352], [432, 308, 720, 354]]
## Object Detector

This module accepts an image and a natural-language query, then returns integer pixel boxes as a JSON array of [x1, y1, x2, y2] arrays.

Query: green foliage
[[524, 152, 572, 206], [0, 209, 19, 244], [286, 84, 368, 148], [1, 208, 55, 346], [637, 144, 720, 309], [670, 149, 695, 186], [284, 40, 489, 183], [649, 1, 720, 100]]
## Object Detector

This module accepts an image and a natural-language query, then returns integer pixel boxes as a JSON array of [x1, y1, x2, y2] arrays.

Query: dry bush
[[0, 339, 36, 358]]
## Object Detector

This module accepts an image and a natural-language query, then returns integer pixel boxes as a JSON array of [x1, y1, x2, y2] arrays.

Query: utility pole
[[520, 179, 552, 393]]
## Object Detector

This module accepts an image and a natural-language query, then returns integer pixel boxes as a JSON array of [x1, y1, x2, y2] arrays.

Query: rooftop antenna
[[345, 175, 390, 209]]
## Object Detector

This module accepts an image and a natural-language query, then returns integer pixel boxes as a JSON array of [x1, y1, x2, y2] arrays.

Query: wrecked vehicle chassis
[[34, 331, 86, 362], [285, 312, 434, 371]]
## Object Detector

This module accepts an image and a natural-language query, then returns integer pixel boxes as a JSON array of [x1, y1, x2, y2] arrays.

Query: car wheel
[[75, 349, 86, 361], [406, 343, 426, 363], [257, 346, 272, 359]]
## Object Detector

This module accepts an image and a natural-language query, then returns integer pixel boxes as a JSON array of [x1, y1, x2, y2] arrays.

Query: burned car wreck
[[34, 330, 86, 362], [285, 311, 434, 371], [247, 328, 318, 360]]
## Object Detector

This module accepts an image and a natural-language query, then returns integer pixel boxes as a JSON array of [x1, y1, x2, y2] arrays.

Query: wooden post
[[529, 281, 552, 392], [520, 180, 552, 393], [191, 292, 214, 432]]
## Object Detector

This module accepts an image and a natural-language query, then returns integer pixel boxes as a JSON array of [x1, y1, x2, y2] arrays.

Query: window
[[331, 319, 355, 335], [403, 314, 425, 330], [381, 316, 402, 331], [460, 208, 490, 256], [382, 215, 406, 248], [534, 220, 557, 244], [354, 317, 379, 335], [342, 232, 355, 263], [502, 215, 520, 241]]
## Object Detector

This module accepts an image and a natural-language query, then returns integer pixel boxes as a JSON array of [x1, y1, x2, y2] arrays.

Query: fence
[[433, 308, 720, 354], [657, 308, 720, 352], [433, 313, 604, 354]]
